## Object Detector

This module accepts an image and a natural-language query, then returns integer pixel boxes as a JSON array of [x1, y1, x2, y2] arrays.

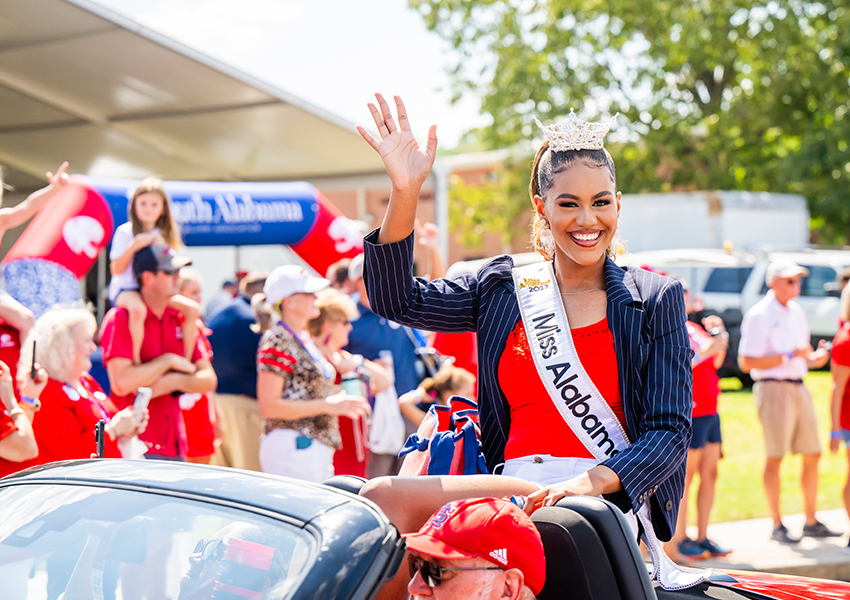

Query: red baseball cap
[[403, 497, 546, 595]]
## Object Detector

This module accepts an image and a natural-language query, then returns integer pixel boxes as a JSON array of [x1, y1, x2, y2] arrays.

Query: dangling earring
[[539, 221, 555, 256]]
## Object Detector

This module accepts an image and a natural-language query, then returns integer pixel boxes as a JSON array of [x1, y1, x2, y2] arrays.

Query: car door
[[794, 264, 841, 340], [753, 263, 841, 341], [699, 266, 755, 314]]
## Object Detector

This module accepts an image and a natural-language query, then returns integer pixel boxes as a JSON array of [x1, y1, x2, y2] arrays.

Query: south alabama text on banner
[[86, 177, 364, 275]]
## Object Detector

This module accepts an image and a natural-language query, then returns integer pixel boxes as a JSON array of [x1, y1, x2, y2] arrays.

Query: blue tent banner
[[85, 177, 321, 247]]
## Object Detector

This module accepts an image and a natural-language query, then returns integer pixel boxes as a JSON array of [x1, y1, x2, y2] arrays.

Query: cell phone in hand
[[341, 377, 363, 397], [133, 387, 153, 416], [30, 341, 37, 381], [95, 419, 105, 459]]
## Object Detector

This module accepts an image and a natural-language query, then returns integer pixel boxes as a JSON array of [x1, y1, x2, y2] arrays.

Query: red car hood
[[720, 569, 850, 600]]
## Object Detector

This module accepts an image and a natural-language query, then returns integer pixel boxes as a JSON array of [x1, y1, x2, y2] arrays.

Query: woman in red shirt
[[830, 286, 850, 551], [0, 308, 148, 478], [666, 282, 731, 560], [0, 359, 40, 465], [356, 95, 699, 597], [178, 271, 220, 464]]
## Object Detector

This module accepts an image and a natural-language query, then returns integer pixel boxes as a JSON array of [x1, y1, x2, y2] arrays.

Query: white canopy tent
[[0, 0, 454, 316], [0, 0, 389, 190]]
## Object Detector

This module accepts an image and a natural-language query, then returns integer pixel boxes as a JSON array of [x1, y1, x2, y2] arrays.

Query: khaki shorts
[[210, 393, 263, 472], [754, 380, 821, 458]]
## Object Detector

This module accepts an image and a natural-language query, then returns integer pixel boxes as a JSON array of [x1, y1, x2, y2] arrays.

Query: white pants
[[259, 429, 334, 483], [503, 454, 639, 535]]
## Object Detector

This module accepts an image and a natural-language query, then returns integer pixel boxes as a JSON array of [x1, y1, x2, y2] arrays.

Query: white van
[[616, 248, 850, 384], [448, 248, 850, 385], [699, 249, 849, 341]]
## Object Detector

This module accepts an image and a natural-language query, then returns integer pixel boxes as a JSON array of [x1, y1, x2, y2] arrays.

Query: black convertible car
[[0, 460, 846, 600]]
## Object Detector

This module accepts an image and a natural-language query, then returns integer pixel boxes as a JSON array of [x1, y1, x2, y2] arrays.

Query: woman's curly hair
[[21, 307, 96, 383]]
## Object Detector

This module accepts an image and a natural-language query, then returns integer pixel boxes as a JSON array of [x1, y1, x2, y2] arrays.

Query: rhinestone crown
[[535, 109, 618, 152]]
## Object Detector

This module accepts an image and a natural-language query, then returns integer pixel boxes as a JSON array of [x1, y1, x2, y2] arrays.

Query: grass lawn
[[688, 371, 848, 525]]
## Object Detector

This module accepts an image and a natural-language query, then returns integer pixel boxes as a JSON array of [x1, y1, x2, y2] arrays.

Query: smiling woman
[[355, 95, 700, 597], [529, 140, 620, 271]]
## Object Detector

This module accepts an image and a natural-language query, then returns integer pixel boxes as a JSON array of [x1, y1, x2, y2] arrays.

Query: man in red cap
[[403, 497, 545, 599]]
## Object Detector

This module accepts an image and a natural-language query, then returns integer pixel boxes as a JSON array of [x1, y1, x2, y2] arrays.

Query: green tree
[[447, 157, 531, 252], [414, 0, 850, 244]]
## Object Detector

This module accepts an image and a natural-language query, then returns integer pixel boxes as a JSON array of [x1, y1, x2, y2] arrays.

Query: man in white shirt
[[738, 260, 835, 543]]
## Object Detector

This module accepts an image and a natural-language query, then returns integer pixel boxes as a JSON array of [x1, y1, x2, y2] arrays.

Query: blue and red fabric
[[398, 396, 488, 476]]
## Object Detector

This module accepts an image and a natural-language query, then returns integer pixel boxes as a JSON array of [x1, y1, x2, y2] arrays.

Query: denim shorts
[[690, 413, 722, 449]]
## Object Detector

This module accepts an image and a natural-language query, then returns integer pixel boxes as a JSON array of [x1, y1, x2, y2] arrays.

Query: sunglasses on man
[[183, 538, 224, 581], [408, 554, 502, 587], [193, 538, 224, 561]]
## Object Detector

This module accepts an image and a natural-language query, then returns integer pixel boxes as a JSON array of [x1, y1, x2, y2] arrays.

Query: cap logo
[[489, 548, 508, 565], [427, 503, 458, 530]]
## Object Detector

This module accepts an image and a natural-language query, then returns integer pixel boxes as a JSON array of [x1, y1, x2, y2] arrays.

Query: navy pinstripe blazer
[[363, 230, 693, 540]]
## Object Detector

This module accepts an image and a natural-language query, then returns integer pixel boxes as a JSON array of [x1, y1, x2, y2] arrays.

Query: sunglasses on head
[[408, 554, 501, 587]]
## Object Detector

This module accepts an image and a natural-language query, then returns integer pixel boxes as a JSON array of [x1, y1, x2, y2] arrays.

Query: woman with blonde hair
[[178, 269, 220, 465], [255, 266, 370, 482], [308, 289, 389, 477], [0, 307, 147, 476]]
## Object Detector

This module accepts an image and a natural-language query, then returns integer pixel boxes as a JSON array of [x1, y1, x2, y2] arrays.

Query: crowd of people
[[3, 96, 850, 597], [0, 170, 477, 486]]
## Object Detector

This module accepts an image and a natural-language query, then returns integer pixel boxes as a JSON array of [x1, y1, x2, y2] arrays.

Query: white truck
[[617, 190, 809, 254]]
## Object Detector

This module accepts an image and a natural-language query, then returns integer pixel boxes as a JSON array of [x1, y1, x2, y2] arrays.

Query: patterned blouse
[[257, 326, 341, 449]]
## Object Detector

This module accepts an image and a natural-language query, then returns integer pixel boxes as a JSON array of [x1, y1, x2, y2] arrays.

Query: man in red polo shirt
[[100, 244, 216, 460]]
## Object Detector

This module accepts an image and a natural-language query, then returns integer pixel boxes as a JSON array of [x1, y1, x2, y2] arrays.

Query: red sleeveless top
[[500, 318, 628, 460]]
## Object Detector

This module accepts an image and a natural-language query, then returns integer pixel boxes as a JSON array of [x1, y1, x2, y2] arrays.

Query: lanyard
[[277, 321, 334, 380], [63, 377, 110, 422]]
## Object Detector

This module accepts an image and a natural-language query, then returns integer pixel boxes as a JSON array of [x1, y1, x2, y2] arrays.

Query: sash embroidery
[[512, 261, 712, 591]]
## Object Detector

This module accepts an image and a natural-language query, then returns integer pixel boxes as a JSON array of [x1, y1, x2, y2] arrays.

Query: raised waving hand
[[357, 94, 437, 191], [46, 161, 71, 189], [0, 161, 72, 233], [357, 94, 437, 244]]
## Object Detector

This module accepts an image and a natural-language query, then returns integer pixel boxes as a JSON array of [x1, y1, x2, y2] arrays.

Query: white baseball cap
[[264, 265, 329, 305], [765, 259, 809, 286]]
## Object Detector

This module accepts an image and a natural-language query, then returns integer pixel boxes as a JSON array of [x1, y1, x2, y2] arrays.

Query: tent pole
[[97, 250, 106, 323], [431, 159, 449, 265]]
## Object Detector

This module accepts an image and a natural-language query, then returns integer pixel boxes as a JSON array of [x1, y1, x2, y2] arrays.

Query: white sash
[[513, 261, 712, 591]]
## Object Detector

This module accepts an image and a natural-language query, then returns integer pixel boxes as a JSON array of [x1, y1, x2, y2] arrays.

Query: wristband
[[831, 430, 844, 439], [20, 395, 41, 412], [7, 406, 24, 418]]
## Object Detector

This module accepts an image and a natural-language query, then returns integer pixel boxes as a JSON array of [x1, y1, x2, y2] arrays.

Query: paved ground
[[682, 508, 850, 582]]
